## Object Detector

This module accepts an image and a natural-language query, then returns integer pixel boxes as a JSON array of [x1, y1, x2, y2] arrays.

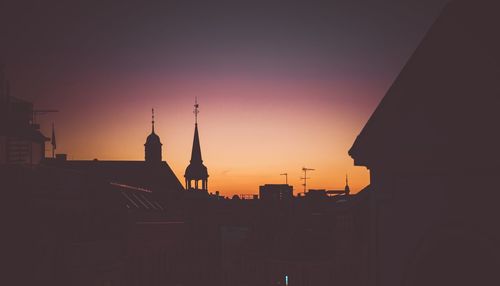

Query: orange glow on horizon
[[38, 75, 380, 196]]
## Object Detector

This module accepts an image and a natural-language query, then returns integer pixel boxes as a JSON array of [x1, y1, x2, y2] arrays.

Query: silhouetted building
[[44, 159, 184, 194], [302, 176, 351, 199], [184, 99, 209, 192], [259, 184, 293, 200], [349, 1, 500, 285], [344, 175, 350, 195], [325, 176, 351, 196], [226, 193, 368, 286], [0, 68, 48, 165], [144, 109, 162, 163], [306, 189, 327, 199], [43, 110, 184, 196], [4, 164, 186, 286], [2, 73, 375, 286]]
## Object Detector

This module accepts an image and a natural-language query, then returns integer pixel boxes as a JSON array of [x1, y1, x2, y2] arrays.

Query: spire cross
[[193, 97, 199, 124], [152, 108, 155, 133]]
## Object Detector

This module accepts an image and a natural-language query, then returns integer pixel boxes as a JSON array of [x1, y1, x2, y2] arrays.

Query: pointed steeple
[[344, 174, 351, 195], [184, 98, 209, 191], [190, 122, 203, 163]]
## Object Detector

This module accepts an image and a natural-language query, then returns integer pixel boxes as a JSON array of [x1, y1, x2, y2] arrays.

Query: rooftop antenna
[[193, 97, 199, 124], [301, 167, 315, 193], [280, 173, 288, 185]]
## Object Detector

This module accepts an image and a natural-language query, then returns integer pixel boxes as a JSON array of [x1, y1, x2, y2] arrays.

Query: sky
[[0, 0, 448, 196]]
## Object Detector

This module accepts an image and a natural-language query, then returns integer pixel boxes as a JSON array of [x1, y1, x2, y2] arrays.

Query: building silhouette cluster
[[1, 78, 367, 286], [3, 1, 499, 286]]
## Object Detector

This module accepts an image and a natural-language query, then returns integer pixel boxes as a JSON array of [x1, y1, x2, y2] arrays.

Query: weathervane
[[194, 97, 199, 124]]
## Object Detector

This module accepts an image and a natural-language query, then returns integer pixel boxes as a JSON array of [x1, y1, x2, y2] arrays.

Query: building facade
[[349, 1, 500, 285], [0, 69, 48, 165], [259, 184, 293, 201]]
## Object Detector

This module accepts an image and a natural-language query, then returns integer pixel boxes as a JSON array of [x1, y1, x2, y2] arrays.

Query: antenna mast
[[301, 167, 315, 193], [280, 173, 288, 185]]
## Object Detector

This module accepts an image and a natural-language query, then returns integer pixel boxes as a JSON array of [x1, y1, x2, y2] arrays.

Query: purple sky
[[0, 0, 448, 195]]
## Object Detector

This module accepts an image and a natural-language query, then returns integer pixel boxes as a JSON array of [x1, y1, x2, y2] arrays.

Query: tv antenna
[[301, 167, 315, 193], [280, 173, 288, 185]]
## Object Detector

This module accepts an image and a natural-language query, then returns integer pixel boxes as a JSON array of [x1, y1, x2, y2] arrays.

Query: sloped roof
[[349, 0, 500, 172], [110, 182, 166, 212], [42, 160, 184, 193]]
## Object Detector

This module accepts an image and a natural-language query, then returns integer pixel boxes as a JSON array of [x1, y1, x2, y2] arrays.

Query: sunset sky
[[0, 0, 447, 196]]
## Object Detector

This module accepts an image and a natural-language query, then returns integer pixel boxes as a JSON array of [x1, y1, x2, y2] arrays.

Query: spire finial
[[151, 108, 155, 133], [193, 97, 199, 124], [346, 174, 349, 186]]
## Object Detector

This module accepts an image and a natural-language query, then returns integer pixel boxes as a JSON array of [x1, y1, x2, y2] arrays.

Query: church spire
[[344, 174, 351, 195], [190, 98, 202, 163], [190, 123, 203, 163], [184, 98, 209, 191]]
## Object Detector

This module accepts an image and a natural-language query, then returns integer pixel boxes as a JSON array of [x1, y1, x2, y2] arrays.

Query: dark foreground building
[[349, 1, 500, 285], [0, 69, 48, 165], [4, 164, 186, 286], [259, 184, 293, 201], [3, 77, 371, 286], [198, 191, 370, 286]]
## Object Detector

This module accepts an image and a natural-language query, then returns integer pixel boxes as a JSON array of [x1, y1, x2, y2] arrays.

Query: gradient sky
[[1, 0, 447, 196]]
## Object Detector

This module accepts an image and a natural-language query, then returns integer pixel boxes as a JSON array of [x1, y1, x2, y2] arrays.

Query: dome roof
[[184, 163, 209, 179], [145, 131, 162, 145]]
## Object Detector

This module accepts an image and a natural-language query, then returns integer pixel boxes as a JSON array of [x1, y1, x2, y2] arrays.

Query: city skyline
[[39, 97, 368, 196], [0, 0, 448, 196], [4, 1, 500, 285]]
